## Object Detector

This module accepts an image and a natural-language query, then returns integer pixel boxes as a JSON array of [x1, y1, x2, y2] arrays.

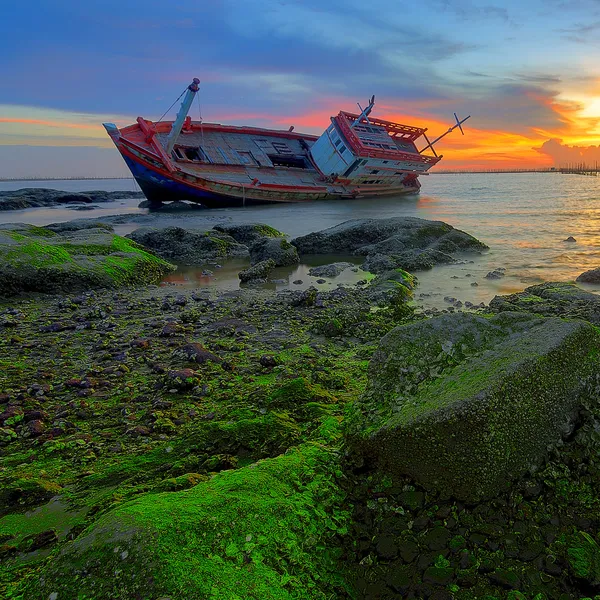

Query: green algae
[[22, 444, 352, 600], [0, 230, 175, 295], [253, 224, 284, 238]]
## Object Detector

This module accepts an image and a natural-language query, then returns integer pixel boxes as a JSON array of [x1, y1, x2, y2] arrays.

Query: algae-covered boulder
[[23, 445, 351, 600], [291, 218, 487, 272], [212, 223, 285, 245], [250, 237, 299, 267], [347, 311, 600, 501], [127, 226, 249, 265], [0, 224, 175, 296], [490, 282, 600, 325]]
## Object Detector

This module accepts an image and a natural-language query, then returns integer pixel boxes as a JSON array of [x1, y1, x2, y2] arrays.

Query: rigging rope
[[156, 87, 187, 124], [196, 89, 204, 149]]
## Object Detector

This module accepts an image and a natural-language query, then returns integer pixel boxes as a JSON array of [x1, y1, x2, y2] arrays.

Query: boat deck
[[154, 128, 350, 192]]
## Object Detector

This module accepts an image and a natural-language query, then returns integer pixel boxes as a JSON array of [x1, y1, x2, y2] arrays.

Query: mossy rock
[[567, 532, 600, 585], [22, 445, 351, 600], [127, 226, 249, 264], [212, 223, 285, 245], [249, 237, 299, 267], [490, 282, 600, 325], [0, 224, 175, 296], [346, 311, 600, 501]]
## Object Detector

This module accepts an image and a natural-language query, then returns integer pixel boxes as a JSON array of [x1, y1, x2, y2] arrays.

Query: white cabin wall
[[309, 126, 355, 177]]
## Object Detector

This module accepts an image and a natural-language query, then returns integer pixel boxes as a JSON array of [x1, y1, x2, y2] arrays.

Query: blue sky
[[3, 0, 600, 175]]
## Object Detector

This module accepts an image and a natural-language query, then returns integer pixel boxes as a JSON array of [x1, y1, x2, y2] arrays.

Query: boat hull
[[115, 138, 420, 208]]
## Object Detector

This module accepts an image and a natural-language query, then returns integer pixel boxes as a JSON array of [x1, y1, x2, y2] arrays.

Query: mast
[[165, 78, 200, 155], [419, 113, 470, 155], [350, 95, 375, 129]]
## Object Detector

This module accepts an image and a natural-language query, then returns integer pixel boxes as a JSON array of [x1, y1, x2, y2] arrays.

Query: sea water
[[2, 173, 599, 308]]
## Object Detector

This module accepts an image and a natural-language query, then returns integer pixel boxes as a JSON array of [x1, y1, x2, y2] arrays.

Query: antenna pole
[[166, 78, 200, 155]]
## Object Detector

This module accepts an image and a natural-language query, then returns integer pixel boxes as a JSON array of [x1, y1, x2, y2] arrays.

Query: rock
[[0, 224, 175, 296], [0, 188, 144, 211], [164, 368, 200, 391], [127, 227, 249, 265], [239, 259, 276, 283], [488, 569, 520, 589], [361, 253, 399, 274], [259, 355, 278, 368], [141, 200, 203, 212], [577, 267, 600, 283], [212, 223, 285, 245], [45, 220, 114, 233], [292, 218, 487, 274], [174, 343, 221, 364], [423, 567, 454, 586], [25, 420, 45, 437], [364, 268, 417, 302], [485, 269, 505, 279], [24, 446, 349, 600], [564, 236, 577, 242], [567, 532, 600, 585], [28, 529, 58, 551], [293, 279, 303, 285], [347, 311, 600, 501], [308, 263, 354, 278], [249, 238, 299, 267], [490, 282, 600, 325]]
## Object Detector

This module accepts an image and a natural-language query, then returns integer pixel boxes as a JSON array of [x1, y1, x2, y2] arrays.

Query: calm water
[[2, 173, 600, 307]]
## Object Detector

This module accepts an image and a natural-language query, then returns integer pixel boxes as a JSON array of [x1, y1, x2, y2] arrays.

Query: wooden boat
[[104, 78, 469, 208]]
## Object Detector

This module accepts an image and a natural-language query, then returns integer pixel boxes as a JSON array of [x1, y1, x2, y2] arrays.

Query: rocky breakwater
[[292, 217, 488, 273], [0, 223, 175, 295], [347, 311, 600, 502], [0, 188, 144, 211]]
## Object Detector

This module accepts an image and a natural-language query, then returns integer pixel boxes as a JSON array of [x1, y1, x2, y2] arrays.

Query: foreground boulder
[[0, 188, 143, 211], [490, 282, 600, 325], [22, 445, 350, 600], [347, 311, 600, 501], [292, 217, 487, 272], [127, 226, 249, 265], [0, 224, 175, 296]]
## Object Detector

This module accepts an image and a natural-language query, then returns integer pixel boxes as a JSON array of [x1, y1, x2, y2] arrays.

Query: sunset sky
[[3, 0, 600, 177]]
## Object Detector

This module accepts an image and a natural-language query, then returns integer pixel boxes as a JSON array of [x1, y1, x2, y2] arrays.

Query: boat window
[[339, 145, 347, 154], [184, 147, 201, 161], [371, 169, 380, 174], [334, 139, 342, 148], [272, 141, 292, 155], [343, 160, 360, 177]]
